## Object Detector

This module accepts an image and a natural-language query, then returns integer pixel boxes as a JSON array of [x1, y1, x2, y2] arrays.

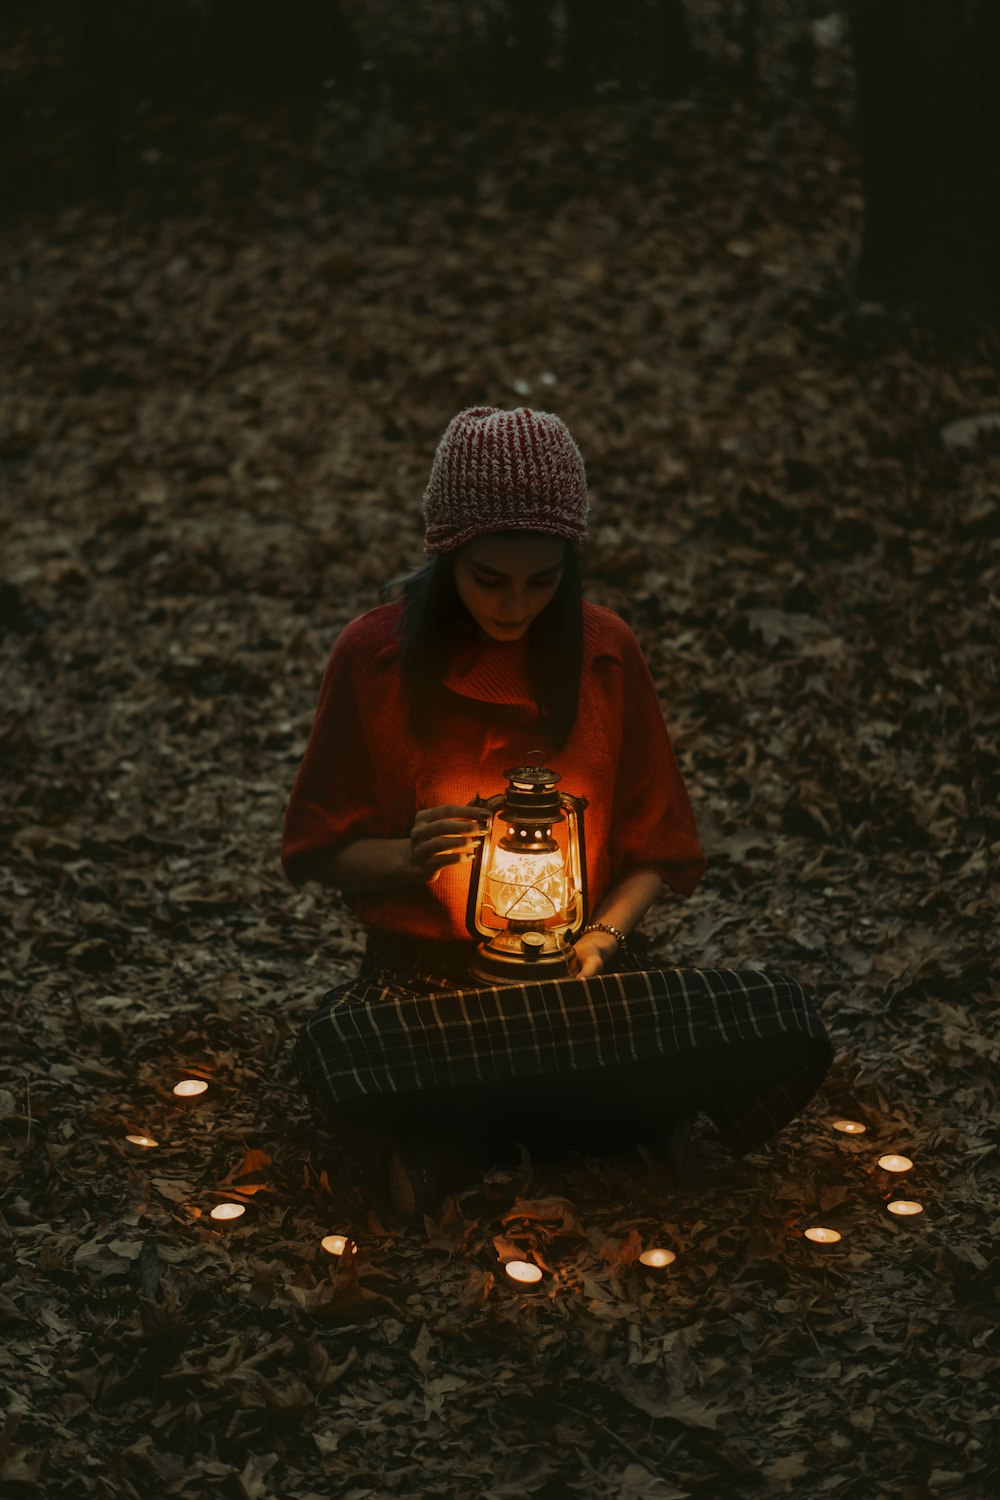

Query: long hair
[[387, 541, 584, 749]]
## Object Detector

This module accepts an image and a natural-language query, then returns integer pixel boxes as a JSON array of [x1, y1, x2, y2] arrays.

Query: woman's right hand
[[407, 805, 489, 884]]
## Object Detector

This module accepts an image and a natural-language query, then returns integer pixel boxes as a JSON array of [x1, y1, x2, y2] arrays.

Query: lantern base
[[470, 929, 576, 985]]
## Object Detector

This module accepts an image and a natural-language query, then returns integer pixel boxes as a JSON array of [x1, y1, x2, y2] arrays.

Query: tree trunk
[[506, 0, 555, 94], [654, 0, 697, 96], [850, 0, 1000, 320], [78, 0, 123, 199]]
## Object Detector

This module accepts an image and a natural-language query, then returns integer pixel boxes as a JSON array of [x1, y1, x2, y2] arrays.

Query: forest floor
[[2, 33, 999, 1500]]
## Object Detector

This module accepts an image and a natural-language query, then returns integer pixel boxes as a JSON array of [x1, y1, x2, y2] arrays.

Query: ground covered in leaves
[[2, 18, 999, 1500]]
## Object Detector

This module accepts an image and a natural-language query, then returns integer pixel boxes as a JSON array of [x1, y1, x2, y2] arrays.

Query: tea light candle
[[321, 1234, 354, 1258], [209, 1202, 246, 1222], [124, 1133, 159, 1152], [804, 1226, 842, 1245], [887, 1200, 924, 1217], [877, 1154, 913, 1173], [173, 1079, 208, 1098], [832, 1119, 866, 1135], [638, 1247, 676, 1274], [503, 1259, 543, 1289]]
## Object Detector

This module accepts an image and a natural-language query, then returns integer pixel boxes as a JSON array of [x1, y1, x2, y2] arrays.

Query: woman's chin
[[483, 620, 530, 641]]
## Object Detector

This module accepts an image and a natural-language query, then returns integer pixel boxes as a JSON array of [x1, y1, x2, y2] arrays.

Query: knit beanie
[[422, 406, 589, 554]]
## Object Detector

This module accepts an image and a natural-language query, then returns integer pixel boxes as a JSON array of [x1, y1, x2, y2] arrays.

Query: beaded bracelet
[[580, 922, 629, 952]]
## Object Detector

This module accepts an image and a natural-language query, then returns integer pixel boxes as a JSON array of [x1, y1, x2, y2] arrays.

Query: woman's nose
[[497, 588, 527, 621]]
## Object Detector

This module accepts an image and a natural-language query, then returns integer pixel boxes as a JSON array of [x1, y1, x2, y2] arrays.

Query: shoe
[[387, 1126, 482, 1218], [659, 1113, 695, 1184]]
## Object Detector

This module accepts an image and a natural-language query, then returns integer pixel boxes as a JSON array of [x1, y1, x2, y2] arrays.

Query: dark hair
[[387, 540, 583, 748]]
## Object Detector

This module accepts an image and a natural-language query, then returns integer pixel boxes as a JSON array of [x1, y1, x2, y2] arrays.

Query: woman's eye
[[473, 575, 502, 589]]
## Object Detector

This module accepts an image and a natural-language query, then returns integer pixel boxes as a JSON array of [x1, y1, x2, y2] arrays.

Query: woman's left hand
[[568, 928, 621, 979]]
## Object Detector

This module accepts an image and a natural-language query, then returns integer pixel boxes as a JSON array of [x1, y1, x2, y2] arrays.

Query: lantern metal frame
[[465, 761, 588, 984]]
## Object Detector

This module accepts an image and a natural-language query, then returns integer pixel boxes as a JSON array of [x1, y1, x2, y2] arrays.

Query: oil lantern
[[466, 761, 588, 983]]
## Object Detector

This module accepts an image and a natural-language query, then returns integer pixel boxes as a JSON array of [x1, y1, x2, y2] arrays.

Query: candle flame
[[125, 1134, 159, 1149], [887, 1200, 924, 1217], [804, 1226, 842, 1244], [832, 1119, 866, 1134], [504, 1259, 543, 1285], [173, 1079, 208, 1098], [210, 1202, 246, 1221], [639, 1247, 676, 1269], [321, 1234, 350, 1256], [877, 1154, 913, 1173]]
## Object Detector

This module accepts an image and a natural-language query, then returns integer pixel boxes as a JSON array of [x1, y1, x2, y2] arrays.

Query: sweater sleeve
[[281, 615, 386, 885], [608, 628, 706, 898]]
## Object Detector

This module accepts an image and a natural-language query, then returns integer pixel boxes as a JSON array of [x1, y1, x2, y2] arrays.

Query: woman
[[283, 407, 831, 1213]]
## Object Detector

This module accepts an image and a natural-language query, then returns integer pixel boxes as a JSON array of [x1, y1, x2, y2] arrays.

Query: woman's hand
[[407, 804, 489, 885], [568, 928, 621, 979]]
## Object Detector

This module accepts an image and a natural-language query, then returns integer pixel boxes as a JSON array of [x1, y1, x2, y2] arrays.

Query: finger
[[426, 848, 478, 872], [578, 954, 603, 978], [415, 832, 484, 857], [416, 819, 488, 841], [422, 804, 491, 824]]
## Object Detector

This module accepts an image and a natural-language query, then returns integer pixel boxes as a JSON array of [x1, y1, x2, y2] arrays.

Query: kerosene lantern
[[466, 761, 588, 982]]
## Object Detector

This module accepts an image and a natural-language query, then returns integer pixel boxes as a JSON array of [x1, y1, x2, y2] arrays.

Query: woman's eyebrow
[[470, 562, 563, 581]]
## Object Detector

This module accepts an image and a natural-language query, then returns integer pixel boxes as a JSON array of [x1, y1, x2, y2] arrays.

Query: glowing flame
[[485, 845, 567, 923], [639, 1248, 676, 1269], [173, 1079, 208, 1098], [504, 1260, 543, 1285], [804, 1226, 842, 1244], [210, 1203, 246, 1222]]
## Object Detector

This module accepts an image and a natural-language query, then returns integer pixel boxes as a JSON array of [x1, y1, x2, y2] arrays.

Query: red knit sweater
[[282, 601, 706, 942]]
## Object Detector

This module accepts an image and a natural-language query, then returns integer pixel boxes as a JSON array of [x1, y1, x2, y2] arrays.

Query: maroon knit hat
[[422, 406, 589, 554]]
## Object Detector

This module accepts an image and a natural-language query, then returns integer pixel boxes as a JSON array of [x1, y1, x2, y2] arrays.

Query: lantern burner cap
[[504, 763, 560, 790]]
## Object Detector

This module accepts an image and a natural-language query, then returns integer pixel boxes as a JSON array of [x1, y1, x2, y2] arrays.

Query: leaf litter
[[1, 9, 998, 1498]]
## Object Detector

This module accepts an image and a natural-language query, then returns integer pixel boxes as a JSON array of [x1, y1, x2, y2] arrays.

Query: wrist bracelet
[[581, 922, 629, 952]]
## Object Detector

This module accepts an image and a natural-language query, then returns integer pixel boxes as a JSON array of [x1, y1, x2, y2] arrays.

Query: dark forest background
[[4, 1, 1000, 317], [1, 4, 998, 1498]]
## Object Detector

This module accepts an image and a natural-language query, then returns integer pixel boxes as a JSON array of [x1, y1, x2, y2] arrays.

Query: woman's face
[[453, 532, 566, 642]]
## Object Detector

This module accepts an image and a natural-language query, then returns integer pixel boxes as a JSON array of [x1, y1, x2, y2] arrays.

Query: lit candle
[[877, 1154, 913, 1173], [638, 1247, 676, 1274], [887, 1200, 924, 1217], [173, 1079, 208, 1098], [210, 1202, 246, 1222], [124, 1133, 159, 1151], [321, 1234, 354, 1258], [503, 1259, 543, 1288], [832, 1119, 866, 1135], [804, 1226, 842, 1245]]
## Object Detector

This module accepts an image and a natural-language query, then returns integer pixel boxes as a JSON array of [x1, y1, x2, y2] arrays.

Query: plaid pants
[[292, 935, 833, 1155]]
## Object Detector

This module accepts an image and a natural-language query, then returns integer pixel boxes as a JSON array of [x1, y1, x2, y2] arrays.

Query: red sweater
[[282, 601, 706, 942]]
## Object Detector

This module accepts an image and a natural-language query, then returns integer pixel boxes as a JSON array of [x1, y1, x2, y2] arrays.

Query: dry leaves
[[1, 4, 998, 1496]]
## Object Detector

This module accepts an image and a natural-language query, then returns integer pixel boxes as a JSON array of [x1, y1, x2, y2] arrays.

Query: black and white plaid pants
[[292, 934, 833, 1155]]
